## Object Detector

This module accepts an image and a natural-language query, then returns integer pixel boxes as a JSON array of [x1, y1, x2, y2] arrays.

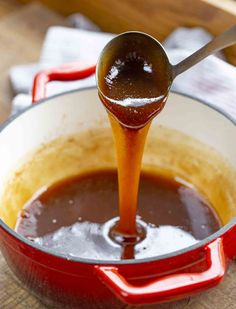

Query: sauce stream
[[98, 40, 171, 238]]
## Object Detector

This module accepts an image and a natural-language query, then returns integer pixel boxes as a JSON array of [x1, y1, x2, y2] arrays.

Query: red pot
[[0, 63, 236, 308]]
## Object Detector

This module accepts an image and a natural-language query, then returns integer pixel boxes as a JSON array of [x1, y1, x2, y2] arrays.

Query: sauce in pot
[[16, 38, 222, 259], [16, 169, 220, 260]]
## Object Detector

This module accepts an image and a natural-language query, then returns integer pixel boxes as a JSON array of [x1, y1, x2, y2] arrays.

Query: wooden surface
[[0, 2, 236, 308], [0, 1, 68, 123], [20, 0, 236, 66]]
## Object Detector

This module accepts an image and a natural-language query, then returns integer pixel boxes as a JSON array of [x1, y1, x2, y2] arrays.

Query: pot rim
[[0, 86, 236, 265]]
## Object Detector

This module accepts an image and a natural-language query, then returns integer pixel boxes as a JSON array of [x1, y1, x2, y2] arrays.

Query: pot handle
[[32, 62, 96, 103], [95, 238, 225, 305]]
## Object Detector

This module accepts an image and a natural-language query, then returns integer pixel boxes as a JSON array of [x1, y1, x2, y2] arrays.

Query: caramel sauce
[[109, 116, 150, 236], [98, 37, 171, 238], [11, 36, 228, 260], [16, 170, 220, 260], [97, 33, 171, 128]]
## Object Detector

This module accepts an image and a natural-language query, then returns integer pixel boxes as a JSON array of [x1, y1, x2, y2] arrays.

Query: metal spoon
[[96, 25, 236, 128]]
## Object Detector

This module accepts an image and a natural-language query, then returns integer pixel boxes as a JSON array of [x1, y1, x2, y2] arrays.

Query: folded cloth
[[164, 27, 236, 119], [10, 27, 113, 97], [10, 25, 236, 119]]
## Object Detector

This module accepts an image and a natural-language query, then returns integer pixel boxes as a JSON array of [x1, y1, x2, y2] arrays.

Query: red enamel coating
[[32, 62, 96, 103], [1, 222, 236, 308], [0, 63, 235, 308], [95, 238, 225, 304]]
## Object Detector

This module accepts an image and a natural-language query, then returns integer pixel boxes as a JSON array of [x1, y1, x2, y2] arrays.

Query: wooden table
[[21, 0, 236, 65], [0, 1, 236, 308]]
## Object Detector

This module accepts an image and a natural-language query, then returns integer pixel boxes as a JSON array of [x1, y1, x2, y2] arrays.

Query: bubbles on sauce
[[33, 220, 197, 261]]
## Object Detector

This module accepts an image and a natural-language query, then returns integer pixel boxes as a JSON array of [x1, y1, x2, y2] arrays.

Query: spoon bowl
[[96, 26, 236, 128], [96, 31, 172, 128]]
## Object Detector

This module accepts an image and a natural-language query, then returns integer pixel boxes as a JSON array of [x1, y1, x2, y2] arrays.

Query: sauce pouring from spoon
[[97, 26, 236, 128], [96, 26, 236, 240]]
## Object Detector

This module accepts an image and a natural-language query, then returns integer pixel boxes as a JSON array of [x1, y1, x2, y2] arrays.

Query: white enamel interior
[[0, 88, 235, 226]]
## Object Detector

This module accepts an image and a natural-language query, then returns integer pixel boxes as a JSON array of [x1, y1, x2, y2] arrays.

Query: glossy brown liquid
[[16, 170, 221, 260], [98, 36, 171, 237], [98, 33, 171, 128], [109, 116, 150, 236]]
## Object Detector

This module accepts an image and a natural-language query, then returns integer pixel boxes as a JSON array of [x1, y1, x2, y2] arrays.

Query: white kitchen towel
[[165, 27, 236, 119], [10, 26, 236, 119], [10, 27, 114, 97]]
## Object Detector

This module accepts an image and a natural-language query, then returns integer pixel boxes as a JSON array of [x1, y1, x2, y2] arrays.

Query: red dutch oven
[[0, 63, 236, 308]]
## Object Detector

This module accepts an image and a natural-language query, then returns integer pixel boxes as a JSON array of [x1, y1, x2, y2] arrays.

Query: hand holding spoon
[[97, 25, 236, 128]]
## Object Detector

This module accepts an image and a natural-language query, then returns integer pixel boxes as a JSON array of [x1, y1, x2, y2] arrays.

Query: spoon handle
[[172, 25, 236, 78]]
